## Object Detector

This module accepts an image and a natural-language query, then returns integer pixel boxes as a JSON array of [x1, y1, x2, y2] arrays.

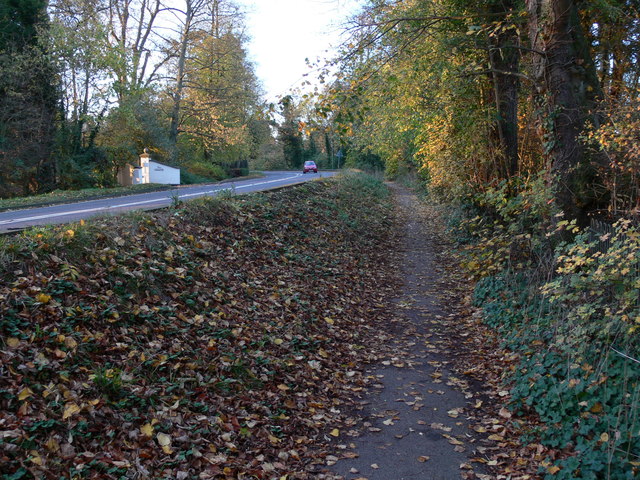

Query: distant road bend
[[0, 170, 335, 233]]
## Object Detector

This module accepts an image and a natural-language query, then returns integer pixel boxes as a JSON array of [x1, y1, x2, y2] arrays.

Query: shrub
[[453, 172, 556, 279], [181, 161, 226, 184]]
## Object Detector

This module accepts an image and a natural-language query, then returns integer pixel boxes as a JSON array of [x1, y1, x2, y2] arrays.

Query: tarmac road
[[0, 170, 334, 233]]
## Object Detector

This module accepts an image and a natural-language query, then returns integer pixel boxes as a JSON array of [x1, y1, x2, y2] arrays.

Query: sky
[[235, 0, 363, 102]]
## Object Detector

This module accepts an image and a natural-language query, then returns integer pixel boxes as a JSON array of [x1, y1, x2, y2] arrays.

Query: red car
[[303, 161, 318, 174]]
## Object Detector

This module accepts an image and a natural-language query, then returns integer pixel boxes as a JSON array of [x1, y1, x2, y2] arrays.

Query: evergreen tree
[[0, 0, 59, 196], [278, 96, 305, 169]]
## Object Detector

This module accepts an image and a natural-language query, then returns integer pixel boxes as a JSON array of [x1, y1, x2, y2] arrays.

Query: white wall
[[148, 161, 180, 185]]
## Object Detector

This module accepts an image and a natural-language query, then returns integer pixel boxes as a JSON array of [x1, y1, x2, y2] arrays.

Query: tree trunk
[[527, 0, 602, 224], [488, 0, 520, 179], [169, 0, 194, 153]]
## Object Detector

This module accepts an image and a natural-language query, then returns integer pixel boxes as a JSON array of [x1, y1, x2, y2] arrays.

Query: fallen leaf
[[35, 293, 51, 304], [140, 423, 154, 437], [547, 465, 561, 474], [18, 387, 33, 401], [156, 432, 173, 454], [29, 450, 43, 466], [498, 407, 512, 419], [62, 403, 81, 420]]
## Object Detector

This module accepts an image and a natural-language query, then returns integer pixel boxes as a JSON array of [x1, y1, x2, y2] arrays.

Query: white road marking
[[0, 173, 305, 226]]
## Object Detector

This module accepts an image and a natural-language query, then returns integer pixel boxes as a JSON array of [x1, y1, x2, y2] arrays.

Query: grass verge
[[0, 173, 398, 479]]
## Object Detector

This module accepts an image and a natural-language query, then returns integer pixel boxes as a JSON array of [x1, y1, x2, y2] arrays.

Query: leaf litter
[[0, 177, 551, 479], [0, 178, 399, 479]]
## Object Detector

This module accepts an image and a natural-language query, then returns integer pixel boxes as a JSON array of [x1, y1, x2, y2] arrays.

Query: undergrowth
[[451, 174, 640, 479]]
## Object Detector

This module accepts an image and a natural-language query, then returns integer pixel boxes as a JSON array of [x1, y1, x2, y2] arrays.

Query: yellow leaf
[[29, 450, 43, 466], [156, 432, 171, 447], [329, 428, 340, 437], [45, 438, 60, 452], [547, 465, 561, 474], [277, 384, 290, 391], [36, 293, 51, 304], [18, 387, 33, 401], [140, 423, 154, 437], [62, 402, 81, 420], [6, 337, 20, 348], [273, 338, 284, 345], [65, 229, 75, 238], [162, 445, 173, 454], [600, 432, 609, 443], [324, 317, 335, 325]]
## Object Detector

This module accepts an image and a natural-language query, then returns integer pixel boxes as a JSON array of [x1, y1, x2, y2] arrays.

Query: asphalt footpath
[[323, 184, 493, 480]]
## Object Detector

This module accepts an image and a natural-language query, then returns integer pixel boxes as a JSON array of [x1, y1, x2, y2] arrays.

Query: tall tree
[[168, 0, 210, 150], [49, 0, 112, 152], [0, 0, 59, 196], [526, 0, 603, 222], [278, 96, 305, 169], [105, 0, 168, 101], [177, 0, 260, 167], [483, 0, 522, 178]]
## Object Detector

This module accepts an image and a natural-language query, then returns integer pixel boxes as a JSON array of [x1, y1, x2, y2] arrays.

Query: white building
[[117, 149, 180, 186]]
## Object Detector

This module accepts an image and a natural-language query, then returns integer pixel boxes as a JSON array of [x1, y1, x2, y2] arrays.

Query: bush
[[467, 219, 640, 478], [453, 173, 556, 279], [452, 173, 640, 479], [181, 161, 226, 184]]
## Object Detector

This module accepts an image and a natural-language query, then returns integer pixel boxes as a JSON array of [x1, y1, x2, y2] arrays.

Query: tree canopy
[[320, 0, 640, 223], [0, 0, 274, 196]]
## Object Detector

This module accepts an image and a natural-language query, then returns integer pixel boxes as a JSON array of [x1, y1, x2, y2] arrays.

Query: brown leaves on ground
[[406, 198, 549, 479], [0, 179, 399, 479]]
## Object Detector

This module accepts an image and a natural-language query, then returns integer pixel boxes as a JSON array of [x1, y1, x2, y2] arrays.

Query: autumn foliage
[[0, 176, 398, 478]]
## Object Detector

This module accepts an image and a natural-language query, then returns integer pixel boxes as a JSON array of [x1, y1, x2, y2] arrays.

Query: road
[[0, 170, 335, 233]]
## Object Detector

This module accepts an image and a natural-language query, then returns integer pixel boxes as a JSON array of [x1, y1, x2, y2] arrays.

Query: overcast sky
[[235, 0, 362, 102]]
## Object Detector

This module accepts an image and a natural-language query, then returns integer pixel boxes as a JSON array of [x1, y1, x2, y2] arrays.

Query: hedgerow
[[454, 177, 640, 479]]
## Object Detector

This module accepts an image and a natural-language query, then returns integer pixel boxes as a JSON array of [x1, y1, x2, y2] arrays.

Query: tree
[[526, 0, 603, 223], [482, 0, 522, 179], [278, 96, 305, 169], [49, 0, 112, 166], [105, 0, 169, 102], [176, 1, 261, 171], [0, 0, 59, 196], [168, 0, 210, 150]]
